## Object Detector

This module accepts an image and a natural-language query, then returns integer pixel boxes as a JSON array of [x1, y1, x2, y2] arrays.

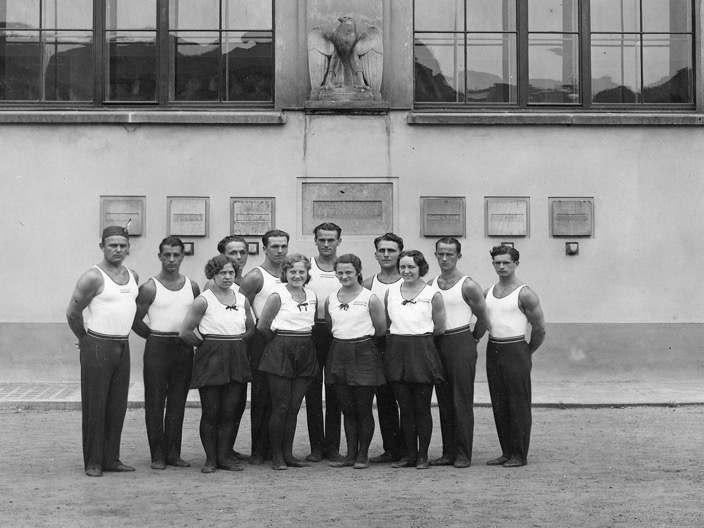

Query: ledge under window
[[407, 112, 704, 126], [0, 110, 287, 125]]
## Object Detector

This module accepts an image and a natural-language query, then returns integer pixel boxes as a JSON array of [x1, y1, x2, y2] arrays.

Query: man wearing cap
[[132, 236, 200, 470], [67, 226, 139, 477]]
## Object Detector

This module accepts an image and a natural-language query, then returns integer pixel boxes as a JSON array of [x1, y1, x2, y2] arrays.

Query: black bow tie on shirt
[[226, 304, 238, 311], [297, 302, 308, 312], [401, 299, 416, 306], [339, 303, 350, 311]]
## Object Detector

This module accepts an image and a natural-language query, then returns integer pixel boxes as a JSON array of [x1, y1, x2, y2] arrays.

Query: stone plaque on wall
[[167, 197, 209, 237], [551, 198, 594, 237], [421, 196, 465, 237], [302, 182, 392, 235], [100, 196, 145, 236], [231, 198, 275, 236], [486, 197, 529, 237]]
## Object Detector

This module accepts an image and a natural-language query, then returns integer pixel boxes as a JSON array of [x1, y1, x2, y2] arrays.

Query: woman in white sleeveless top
[[180, 255, 254, 474], [325, 254, 386, 469], [256, 254, 318, 470], [385, 250, 445, 469]]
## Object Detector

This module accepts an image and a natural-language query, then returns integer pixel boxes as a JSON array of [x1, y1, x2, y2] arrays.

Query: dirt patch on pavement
[[0, 406, 702, 527]]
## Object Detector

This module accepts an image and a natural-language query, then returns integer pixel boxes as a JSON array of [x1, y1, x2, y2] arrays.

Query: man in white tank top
[[361, 233, 407, 463], [239, 229, 289, 464], [428, 238, 490, 468], [483, 245, 546, 468], [132, 236, 200, 470], [304, 223, 343, 463], [66, 226, 139, 477]]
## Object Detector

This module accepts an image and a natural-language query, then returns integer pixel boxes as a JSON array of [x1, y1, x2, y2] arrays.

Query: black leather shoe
[[416, 457, 430, 469], [231, 450, 250, 461], [249, 455, 265, 465], [327, 452, 347, 463], [201, 463, 217, 474], [104, 462, 135, 472], [453, 457, 471, 468], [503, 457, 526, 468], [85, 466, 102, 477], [391, 457, 416, 468], [305, 452, 323, 463], [486, 456, 509, 466], [151, 459, 166, 470], [429, 456, 454, 466], [369, 452, 394, 464], [166, 457, 190, 468]]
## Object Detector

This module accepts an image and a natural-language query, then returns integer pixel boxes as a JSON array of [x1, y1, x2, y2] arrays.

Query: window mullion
[[94, 0, 106, 105], [581, 0, 591, 108], [517, 0, 529, 107], [157, 0, 169, 104]]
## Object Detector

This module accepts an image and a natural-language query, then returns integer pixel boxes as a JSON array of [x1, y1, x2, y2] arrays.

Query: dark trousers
[[374, 336, 406, 458], [435, 329, 477, 463], [249, 330, 271, 459], [143, 335, 193, 462], [305, 322, 341, 456], [486, 339, 532, 463], [80, 333, 130, 471]]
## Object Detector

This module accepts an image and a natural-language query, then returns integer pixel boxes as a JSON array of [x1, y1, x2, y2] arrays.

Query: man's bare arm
[[66, 269, 102, 340], [520, 287, 546, 354], [132, 279, 156, 339], [463, 279, 489, 342], [238, 268, 263, 308]]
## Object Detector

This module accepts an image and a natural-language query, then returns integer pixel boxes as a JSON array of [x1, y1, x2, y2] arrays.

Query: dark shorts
[[258, 334, 318, 379], [190, 337, 252, 389], [384, 334, 445, 385], [326, 337, 386, 387]]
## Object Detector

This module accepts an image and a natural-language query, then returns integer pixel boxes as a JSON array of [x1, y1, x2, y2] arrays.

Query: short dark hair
[[217, 235, 247, 254], [334, 253, 363, 285], [397, 250, 430, 277], [280, 253, 311, 285], [490, 245, 520, 262], [435, 237, 461, 253], [159, 236, 184, 254], [374, 232, 404, 252], [262, 229, 290, 247], [313, 222, 342, 239], [204, 254, 234, 280]]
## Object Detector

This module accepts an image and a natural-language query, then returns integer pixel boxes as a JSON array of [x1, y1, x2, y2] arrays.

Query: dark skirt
[[384, 334, 445, 385], [326, 337, 386, 387], [190, 337, 252, 389], [258, 334, 318, 379]]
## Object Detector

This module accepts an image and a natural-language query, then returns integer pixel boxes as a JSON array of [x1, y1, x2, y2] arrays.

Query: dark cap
[[102, 225, 129, 242]]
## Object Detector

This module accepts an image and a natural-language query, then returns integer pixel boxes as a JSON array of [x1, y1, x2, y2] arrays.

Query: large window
[[0, 0, 273, 106], [414, 0, 694, 109]]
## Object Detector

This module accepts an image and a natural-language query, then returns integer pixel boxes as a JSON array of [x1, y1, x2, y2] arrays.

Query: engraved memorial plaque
[[421, 197, 466, 237], [551, 199, 594, 237], [486, 198, 529, 237], [231, 198, 275, 236], [100, 196, 145, 236], [168, 197, 209, 237], [302, 182, 393, 235]]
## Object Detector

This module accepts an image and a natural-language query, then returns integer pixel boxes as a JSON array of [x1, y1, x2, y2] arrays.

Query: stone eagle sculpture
[[308, 16, 383, 100]]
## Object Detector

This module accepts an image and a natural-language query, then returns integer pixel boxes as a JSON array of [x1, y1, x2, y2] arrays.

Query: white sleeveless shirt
[[271, 285, 317, 333], [252, 266, 281, 320], [147, 277, 195, 333], [328, 288, 377, 339], [387, 282, 435, 335], [85, 266, 138, 337], [486, 284, 528, 339], [431, 276, 473, 331], [369, 274, 402, 300], [198, 288, 247, 336], [308, 257, 340, 321]]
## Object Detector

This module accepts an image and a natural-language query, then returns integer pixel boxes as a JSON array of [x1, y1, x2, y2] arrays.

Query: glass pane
[[415, 0, 464, 32], [467, 0, 516, 32], [0, 30, 40, 100], [466, 34, 517, 103], [169, 0, 219, 30], [223, 31, 273, 101], [170, 32, 220, 101], [43, 32, 93, 101], [1, 0, 40, 29], [528, 0, 578, 32], [642, 0, 691, 33], [106, 32, 157, 101], [590, 0, 639, 33], [43, 0, 94, 30], [528, 34, 579, 103], [591, 34, 641, 103], [224, 0, 273, 30], [106, 0, 156, 30], [642, 34, 693, 103], [414, 34, 464, 102]]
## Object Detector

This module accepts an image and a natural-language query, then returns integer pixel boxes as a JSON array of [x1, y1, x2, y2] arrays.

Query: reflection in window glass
[[528, 35, 579, 104], [642, 35, 692, 103], [414, 34, 464, 103], [467, 35, 517, 103], [591, 34, 641, 103], [590, 0, 639, 33], [169, 0, 219, 31], [642, 0, 691, 32], [224, 0, 273, 30], [171, 33, 220, 101], [223, 32, 273, 101], [43, 0, 93, 30], [43, 32, 93, 101], [0, 0, 40, 29], [106, 32, 157, 101], [415, 0, 464, 32], [528, 0, 578, 32], [106, 0, 156, 30], [0, 30, 40, 100], [467, 0, 515, 32]]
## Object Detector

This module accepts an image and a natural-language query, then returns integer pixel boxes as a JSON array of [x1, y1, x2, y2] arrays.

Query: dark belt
[[86, 329, 129, 340]]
